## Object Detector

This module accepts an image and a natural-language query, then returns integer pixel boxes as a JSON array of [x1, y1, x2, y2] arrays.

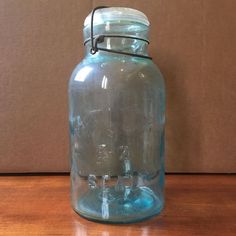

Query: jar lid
[[84, 7, 150, 27]]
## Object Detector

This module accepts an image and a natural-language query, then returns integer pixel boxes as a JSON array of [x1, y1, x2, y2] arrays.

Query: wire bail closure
[[86, 6, 152, 60]]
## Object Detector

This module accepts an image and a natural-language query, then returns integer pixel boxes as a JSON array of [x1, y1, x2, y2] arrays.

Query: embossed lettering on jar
[[69, 7, 165, 223]]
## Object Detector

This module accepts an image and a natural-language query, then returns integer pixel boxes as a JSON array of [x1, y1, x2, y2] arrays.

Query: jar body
[[69, 52, 165, 223]]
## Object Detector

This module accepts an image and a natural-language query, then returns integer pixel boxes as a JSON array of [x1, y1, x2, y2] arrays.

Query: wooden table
[[0, 174, 235, 236]]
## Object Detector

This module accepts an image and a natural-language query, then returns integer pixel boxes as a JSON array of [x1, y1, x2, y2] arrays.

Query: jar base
[[73, 186, 164, 223]]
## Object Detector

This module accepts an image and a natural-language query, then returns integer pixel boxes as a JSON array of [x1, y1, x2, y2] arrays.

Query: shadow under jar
[[68, 7, 165, 223]]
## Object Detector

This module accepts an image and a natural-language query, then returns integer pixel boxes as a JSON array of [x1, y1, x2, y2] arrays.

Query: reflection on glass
[[74, 66, 92, 82], [101, 76, 108, 89]]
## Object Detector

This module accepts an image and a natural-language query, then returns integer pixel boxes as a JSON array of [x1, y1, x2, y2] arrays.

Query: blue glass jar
[[69, 7, 165, 223]]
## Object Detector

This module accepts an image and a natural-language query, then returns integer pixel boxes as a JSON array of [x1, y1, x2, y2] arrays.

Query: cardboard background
[[0, 0, 235, 173]]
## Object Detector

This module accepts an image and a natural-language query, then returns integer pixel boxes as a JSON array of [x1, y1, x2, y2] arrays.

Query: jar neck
[[83, 22, 150, 58]]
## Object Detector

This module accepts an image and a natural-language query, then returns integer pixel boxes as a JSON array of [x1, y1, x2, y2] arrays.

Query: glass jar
[[69, 7, 165, 223]]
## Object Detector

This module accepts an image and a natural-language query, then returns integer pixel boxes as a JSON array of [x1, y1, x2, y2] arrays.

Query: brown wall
[[0, 0, 235, 173]]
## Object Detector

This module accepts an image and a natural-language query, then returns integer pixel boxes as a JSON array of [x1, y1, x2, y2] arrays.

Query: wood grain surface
[[1, 0, 236, 173], [0, 175, 235, 236]]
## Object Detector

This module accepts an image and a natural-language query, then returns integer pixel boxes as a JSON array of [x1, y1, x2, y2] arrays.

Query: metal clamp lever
[[88, 6, 152, 60]]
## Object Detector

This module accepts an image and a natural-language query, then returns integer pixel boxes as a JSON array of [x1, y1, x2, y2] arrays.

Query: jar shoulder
[[69, 57, 165, 89]]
